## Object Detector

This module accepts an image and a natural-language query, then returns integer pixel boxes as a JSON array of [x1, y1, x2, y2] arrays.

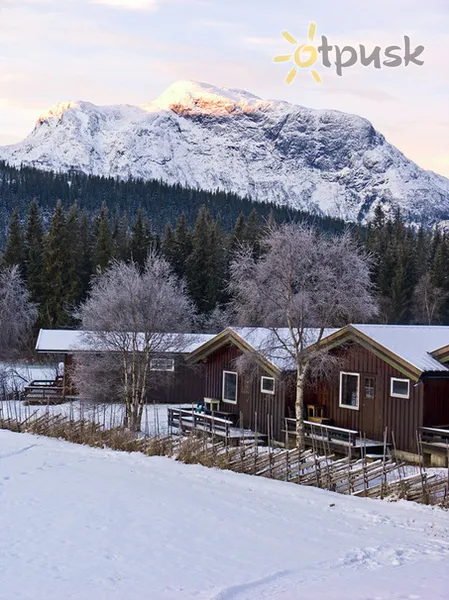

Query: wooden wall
[[422, 378, 449, 427], [64, 353, 205, 405], [147, 358, 205, 405], [306, 342, 424, 454], [203, 343, 286, 441]]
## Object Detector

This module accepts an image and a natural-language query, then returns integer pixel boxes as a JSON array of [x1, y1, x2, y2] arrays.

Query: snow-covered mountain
[[1, 80, 448, 223]]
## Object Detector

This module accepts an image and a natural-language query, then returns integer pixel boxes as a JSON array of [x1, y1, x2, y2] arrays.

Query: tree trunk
[[129, 413, 142, 433], [295, 368, 306, 451], [128, 402, 142, 433]]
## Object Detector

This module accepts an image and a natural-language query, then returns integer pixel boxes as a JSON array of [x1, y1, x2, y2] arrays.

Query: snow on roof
[[230, 325, 449, 374], [230, 327, 338, 370], [349, 325, 449, 373], [35, 330, 215, 354]]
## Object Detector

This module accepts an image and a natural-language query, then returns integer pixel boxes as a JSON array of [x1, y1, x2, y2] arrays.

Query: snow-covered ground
[[0, 362, 57, 393], [1, 429, 449, 600], [0, 400, 193, 436]]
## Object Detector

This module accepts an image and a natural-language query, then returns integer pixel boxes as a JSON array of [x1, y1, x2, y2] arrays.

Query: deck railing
[[420, 426, 449, 447], [285, 418, 359, 447], [23, 380, 65, 404], [168, 407, 234, 438]]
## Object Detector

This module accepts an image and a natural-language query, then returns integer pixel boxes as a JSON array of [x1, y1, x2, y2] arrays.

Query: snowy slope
[[1, 81, 448, 224], [1, 429, 449, 600]]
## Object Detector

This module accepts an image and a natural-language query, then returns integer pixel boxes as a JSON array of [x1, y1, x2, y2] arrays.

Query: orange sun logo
[[274, 22, 322, 84]]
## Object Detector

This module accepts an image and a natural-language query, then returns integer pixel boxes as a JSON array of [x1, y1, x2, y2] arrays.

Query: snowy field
[[1, 429, 449, 600]]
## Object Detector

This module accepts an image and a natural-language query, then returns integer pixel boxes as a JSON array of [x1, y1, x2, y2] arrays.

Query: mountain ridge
[[1, 80, 448, 224]]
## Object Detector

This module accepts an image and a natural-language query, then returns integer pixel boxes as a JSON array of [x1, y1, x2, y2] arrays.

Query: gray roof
[[230, 325, 449, 374], [35, 329, 215, 354], [349, 324, 449, 373], [230, 327, 338, 370]]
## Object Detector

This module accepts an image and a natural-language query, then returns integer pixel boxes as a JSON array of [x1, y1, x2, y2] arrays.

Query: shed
[[35, 329, 214, 404]]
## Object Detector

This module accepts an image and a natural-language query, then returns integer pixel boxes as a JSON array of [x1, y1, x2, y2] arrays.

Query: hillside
[[1, 81, 448, 225], [1, 429, 449, 600], [0, 161, 347, 240]]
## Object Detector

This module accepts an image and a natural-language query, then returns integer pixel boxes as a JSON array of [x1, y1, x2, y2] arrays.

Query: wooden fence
[[1, 410, 448, 507]]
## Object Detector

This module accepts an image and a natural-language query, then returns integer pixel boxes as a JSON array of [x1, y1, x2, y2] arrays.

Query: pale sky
[[0, 0, 448, 177]]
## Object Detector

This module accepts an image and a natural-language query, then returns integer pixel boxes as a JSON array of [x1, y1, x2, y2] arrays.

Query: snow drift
[[1, 429, 449, 599]]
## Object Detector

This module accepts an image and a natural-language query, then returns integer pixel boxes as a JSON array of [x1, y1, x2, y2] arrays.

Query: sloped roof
[[320, 324, 449, 378], [187, 326, 338, 372], [35, 329, 215, 354], [188, 324, 449, 378], [230, 327, 337, 371]]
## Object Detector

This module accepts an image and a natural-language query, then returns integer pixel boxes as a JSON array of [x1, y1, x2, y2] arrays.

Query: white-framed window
[[339, 372, 360, 410], [222, 371, 238, 404], [150, 357, 175, 372], [261, 376, 275, 395], [390, 377, 410, 399]]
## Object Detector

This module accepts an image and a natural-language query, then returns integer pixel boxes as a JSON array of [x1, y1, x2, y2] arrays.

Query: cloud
[[193, 18, 240, 29], [90, 0, 158, 10], [243, 36, 284, 49]]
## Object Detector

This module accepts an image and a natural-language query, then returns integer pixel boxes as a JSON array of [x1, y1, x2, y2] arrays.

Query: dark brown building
[[309, 325, 449, 461], [189, 325, 449, 464], [35, 329, 213, 405], [187, 327, 294, 443]]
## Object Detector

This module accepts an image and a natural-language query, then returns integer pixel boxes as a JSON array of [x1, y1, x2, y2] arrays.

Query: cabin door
[[361, 376, 378, 439]]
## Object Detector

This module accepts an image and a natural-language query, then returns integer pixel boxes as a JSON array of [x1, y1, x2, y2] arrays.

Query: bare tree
[[412, 273, 446, 324], [229, 223, 378, 450], [0, 266, 37, 360], [74, 253, 195, 431]]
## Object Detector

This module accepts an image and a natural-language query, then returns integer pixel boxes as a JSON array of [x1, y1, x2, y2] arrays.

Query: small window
[[339, 372, 360, 410], [223, 371, 238, 404], [390, 377, 410, 399], [364, 377, 375, 399], [261, 376, 275, 395], [150, 358, 175, 372]]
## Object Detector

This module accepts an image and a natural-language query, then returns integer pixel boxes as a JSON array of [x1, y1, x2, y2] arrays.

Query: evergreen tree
[[209, 219, 227, 306], [43, 201, 69, 327], [24, 200, 44, 310], [265, 209, 276, 232], [186, 206, 225, 313], [3, 209, 24, 271], [373, 204, 385, 230], [113, 214, 130, 262], [65, 203, 84, 310], [171, 213, 193, 277], [93, 203, 113, 272], [230, 212, 246, 253], [162, 223, 175, 265], [79, 212, 93, 299], [245, 208, 262, 258], [131, 208, 151, 268], [430, 232, 449, 320]]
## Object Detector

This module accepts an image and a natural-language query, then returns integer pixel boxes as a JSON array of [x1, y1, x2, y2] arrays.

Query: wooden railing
[[420, 426, 449, 447], [23, 380, 65, 404], [168, 408, 234, 438], [285, 418, 359, 447]]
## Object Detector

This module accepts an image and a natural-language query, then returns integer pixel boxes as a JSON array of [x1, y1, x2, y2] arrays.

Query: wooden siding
[[304, 342, 423, 454], [148, 359, 205, 405], [422, 378, 449, 427], [64, 354, 205, 405], [203, 343, 286, 441]]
